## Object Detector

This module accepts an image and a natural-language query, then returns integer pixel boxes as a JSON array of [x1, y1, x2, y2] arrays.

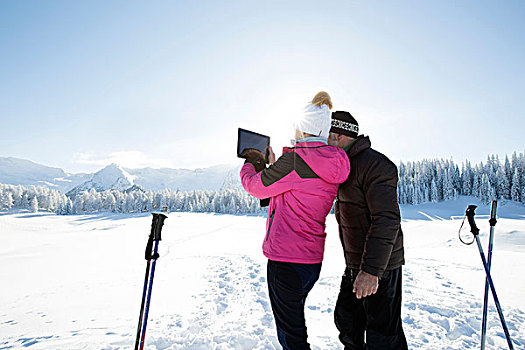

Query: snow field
[[0, 204, 524, 349]]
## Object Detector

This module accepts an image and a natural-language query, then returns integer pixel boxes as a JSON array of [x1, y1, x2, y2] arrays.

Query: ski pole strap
[[465, 205, 480, 236], [458, 215, 475, 245], [145, 232, 159, 260]]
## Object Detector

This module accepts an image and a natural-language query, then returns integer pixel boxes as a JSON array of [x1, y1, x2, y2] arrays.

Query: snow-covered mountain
[[0, 156, 241, 194], [65, 164, 136, 197], [0, 157, 90, 193], [127, 164, 242, 192]]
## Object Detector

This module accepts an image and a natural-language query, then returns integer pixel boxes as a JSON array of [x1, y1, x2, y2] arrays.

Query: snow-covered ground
[[1, 199, 524, 349]]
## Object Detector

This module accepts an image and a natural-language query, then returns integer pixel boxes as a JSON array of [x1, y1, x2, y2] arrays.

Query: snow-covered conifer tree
[[430, 179, 439, 203], [480, 174, 492, 204], [452, 164, 462, 192], [496, 168, 510, 200], [124, 194, 135, 213], [461, 164, 471, 195], [72, 193, 84, 213], [30, 196, 38, 213], [443, 169, 454, 201], [9, 186, 22, 207], [504, 155, 512, 184], [0, 191, 14, 210], [66, 198, 73, 214], [397, 179, 407, 204], [510, 168, 520, 202], [472, 172, 480, 197]]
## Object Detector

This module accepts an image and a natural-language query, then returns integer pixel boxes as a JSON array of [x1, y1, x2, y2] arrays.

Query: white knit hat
[[294, 103, 332, 138]]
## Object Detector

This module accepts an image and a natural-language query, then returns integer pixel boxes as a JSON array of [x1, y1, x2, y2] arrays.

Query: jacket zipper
[[266, 208, 275, 241]]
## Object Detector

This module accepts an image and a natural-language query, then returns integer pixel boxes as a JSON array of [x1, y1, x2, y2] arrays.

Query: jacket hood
[[289, 142, 350, 184], [347, 136, 371, 158]]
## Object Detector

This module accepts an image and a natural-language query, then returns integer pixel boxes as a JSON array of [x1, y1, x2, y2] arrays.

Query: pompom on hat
[[293, 91, 333, 139], [330, 111, 359, 138], [311, 91, 333, 109]]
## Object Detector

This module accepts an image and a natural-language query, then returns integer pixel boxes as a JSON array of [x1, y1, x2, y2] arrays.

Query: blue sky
[[1, 1, 524, 173]]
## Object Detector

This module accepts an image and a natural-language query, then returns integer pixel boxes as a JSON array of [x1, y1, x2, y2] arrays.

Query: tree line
[[0, 184, 266, 215], [0, 151, 524, 214], [398, 151, 525, 205]]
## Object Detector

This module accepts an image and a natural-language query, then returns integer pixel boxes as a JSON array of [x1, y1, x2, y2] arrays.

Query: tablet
[[237, 128, 270, 158]]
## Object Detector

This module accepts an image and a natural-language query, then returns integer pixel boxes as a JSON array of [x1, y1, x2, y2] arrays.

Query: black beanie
[[330, 111, 359, 138]]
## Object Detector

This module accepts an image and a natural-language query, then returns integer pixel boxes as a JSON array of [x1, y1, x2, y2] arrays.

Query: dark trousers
[[334, 267, 408, 350], [267, 259, 322, 350]]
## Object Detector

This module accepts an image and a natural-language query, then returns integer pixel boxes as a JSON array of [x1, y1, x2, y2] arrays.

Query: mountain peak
[[97, 163, 124, 173], [93, 164, 135, 186], [66, 163, 135, 196]]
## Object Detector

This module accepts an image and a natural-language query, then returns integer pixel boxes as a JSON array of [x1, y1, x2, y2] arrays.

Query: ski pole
[[139, 239, 160, 350], [134, 213, 167, 350], [134, 255, 152, 350], [465, 205, 514, 350], [481, 200, 497, 350], [134, 214, 159, 350]]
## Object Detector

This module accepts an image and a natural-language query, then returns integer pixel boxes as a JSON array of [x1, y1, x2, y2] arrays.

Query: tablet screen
[[237, 128, 270, 158]]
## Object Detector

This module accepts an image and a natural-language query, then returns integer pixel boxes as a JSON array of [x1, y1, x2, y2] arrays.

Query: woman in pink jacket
[[240, 92, 350, 350]]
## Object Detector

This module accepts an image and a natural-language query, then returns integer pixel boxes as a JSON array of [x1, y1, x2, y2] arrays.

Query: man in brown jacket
[[328, 111, 407, 350]]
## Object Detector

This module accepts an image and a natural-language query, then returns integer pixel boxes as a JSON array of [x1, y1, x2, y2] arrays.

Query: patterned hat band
[[331, 119, 359, 134]]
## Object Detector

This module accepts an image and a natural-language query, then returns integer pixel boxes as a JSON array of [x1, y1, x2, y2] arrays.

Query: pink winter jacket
[[240, 141, 350, 264]]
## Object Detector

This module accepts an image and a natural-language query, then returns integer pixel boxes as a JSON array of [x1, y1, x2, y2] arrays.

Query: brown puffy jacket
[[335, 136, 405, 278]]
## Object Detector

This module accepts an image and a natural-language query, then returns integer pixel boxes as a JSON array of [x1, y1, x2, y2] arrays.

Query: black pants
[[267, 259, 322, 350], [334, 267, 408, 350]]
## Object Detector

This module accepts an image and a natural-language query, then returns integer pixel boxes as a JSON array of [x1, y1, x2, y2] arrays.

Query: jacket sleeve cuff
[[360, 265, 383, 278]]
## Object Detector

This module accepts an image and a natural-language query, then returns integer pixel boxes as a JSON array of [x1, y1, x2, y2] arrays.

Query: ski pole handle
[[465, 205, 480, 236], [151, 213, 167, 241], [145, 213, 167, 260], [489, 200, 498, 227]]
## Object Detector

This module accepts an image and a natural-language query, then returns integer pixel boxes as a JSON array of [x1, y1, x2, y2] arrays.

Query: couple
[[240, 91, 407, 350]]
